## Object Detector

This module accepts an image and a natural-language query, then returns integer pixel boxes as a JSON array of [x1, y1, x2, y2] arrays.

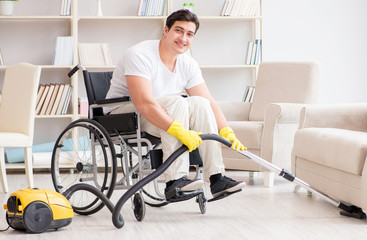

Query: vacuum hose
[[63, 183, 124, 225], [65, 134, 232, 229]]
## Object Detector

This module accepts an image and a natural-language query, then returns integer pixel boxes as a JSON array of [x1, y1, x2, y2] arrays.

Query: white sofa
[[292, 103, 367, 213], [219, 62, 320, 187]]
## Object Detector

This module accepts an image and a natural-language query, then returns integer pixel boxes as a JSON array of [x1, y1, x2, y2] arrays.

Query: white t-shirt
[[104, 40, 204, 113]]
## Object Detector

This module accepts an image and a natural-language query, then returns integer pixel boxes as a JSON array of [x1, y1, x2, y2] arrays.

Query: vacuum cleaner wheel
[[23, 201, 53, 233]]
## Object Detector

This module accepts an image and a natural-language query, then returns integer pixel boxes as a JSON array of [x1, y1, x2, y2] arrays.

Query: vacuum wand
[[236, 149, 367, 218], [236, 149, 340, 207]]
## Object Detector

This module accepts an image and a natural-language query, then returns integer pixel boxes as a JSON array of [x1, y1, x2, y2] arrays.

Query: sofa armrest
[[266, 103, 306, 123], [217, 101, 251, 121], [299, 103, 367, 132], [261, 103, 306, 168]]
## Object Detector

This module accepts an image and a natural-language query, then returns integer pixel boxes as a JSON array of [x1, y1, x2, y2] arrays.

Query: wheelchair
[[50, 65, 207, 221]]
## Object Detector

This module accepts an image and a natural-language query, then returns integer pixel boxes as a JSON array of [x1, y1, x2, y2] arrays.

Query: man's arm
[[126, 75, 173, 131], [186, 83, 228, 131]]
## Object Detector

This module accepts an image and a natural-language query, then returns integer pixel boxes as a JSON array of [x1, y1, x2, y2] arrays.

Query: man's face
[[163, 21, 196, 55]]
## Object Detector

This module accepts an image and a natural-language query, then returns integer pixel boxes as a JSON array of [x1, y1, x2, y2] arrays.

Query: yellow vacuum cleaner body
[[4, 188, 74, 233]]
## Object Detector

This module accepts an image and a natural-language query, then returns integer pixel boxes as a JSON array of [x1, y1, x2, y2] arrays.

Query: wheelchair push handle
[[68, 65, 81, 77]]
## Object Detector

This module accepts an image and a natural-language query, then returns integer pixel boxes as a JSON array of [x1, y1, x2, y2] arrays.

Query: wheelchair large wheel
[[51, 119, 117, 215]]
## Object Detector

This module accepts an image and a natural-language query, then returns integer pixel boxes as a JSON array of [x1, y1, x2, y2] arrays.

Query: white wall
[[262, 0, 367, 103]]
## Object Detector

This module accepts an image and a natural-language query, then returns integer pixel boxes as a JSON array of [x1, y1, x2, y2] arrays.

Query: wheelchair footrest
[[165, 188, 203, 203]]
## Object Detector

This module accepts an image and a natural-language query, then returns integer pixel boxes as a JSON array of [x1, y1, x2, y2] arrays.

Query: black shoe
[[210, 176, 246, 198], [165, 176, 204, 192], [164, 176, 204, 202]]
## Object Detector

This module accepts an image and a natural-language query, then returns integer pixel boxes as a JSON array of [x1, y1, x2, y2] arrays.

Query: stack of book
[[137, 0, 166, 16], [243, 86, 255, 102], [245, 39, 262, 65], [53, 36, 73, 66], [221, 0, 259, 17], [60, 0, 71, 16], [35, 84, 72, 115], [78, 43, 113, 66]]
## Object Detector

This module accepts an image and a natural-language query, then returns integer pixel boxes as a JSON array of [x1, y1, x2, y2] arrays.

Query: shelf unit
[[0, 0, 262, 169]]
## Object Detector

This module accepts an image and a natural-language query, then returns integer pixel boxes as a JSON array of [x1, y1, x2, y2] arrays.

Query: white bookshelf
[[0, 0, 262, 168]]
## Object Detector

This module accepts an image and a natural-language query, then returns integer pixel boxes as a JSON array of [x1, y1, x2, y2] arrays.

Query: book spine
[[137, 0, 144, 16], [254, 39, 261, 65], [62, 86, 72, 115], [245, 41, 254, 65]]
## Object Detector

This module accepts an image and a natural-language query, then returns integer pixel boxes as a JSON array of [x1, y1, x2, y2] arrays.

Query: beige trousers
[[111, 96, 225, 182]]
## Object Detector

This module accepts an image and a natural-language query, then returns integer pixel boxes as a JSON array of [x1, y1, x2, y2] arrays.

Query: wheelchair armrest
[[94, 96, 131, 105]]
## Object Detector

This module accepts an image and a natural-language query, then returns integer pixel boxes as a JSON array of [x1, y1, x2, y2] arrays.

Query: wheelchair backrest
[[83, 71, 113, 117]]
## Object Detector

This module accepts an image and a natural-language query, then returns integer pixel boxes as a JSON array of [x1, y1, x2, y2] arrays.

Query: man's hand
[[167, 119, 202, 152], [219, 127, 246, 151]]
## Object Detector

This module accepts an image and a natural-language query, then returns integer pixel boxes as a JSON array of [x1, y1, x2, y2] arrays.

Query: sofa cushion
[[227, 121, 263, 149], [293, 127, 367, 175]]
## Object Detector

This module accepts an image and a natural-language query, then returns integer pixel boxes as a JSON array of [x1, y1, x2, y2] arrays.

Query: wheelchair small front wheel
[[133, 192, 146, 221], [51, 119, 117, 215], [197, 192, 207, 214]]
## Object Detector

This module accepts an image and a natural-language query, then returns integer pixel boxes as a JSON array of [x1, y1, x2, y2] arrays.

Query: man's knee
[[160, 96, 189, 117], [188, 96, 211, 111]]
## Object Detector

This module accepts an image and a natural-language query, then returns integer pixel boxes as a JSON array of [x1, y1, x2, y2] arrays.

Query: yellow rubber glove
[[219, 127, 246, 151], [166, 120, 202, 152]]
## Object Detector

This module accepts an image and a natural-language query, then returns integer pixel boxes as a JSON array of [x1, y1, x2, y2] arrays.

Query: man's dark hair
[[166, 9, 200, 33]]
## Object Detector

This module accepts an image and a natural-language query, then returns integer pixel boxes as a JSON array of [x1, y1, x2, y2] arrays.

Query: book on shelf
[[53, 36, 73, 66], [35, 85, 46, 108], [45, 84, 60, 115], [230, 0, 242, 16], [36, 85, 49, 115], [245, 39, 261, 65], [35, 84, 72, 115], [137, 0, 166, 16], [78, 43, 113, 66], [249, 87, 255, 102], [220, 0, 259, 17], [60, 0, 71, 16], [0, 48, 3, 66], [220, 0, 230, 16], [253, 38, 262, 65], [50, 84, 65, 115], [245, 41, 254, 65], [243, 85, 255, 102], [62, 86, 72, 115], [56, 84, 71, 115], [39, 84, 56, 115]]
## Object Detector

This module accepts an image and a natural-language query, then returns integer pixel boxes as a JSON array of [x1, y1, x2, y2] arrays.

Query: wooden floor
[[1, 171, 367, 239]]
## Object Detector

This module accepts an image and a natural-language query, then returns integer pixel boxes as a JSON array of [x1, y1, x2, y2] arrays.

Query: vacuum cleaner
[[3, 188, 74, 233], [3, 134, 365, 233]]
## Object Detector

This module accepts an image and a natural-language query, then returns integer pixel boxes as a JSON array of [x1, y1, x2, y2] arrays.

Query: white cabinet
[[0, 0, 262, 157]]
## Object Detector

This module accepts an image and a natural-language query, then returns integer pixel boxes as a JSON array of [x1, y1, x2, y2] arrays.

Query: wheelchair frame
[[51, 65, 207, 220]]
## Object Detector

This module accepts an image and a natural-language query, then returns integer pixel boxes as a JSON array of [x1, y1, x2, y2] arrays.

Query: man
[[105, 9, 246, 200]]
